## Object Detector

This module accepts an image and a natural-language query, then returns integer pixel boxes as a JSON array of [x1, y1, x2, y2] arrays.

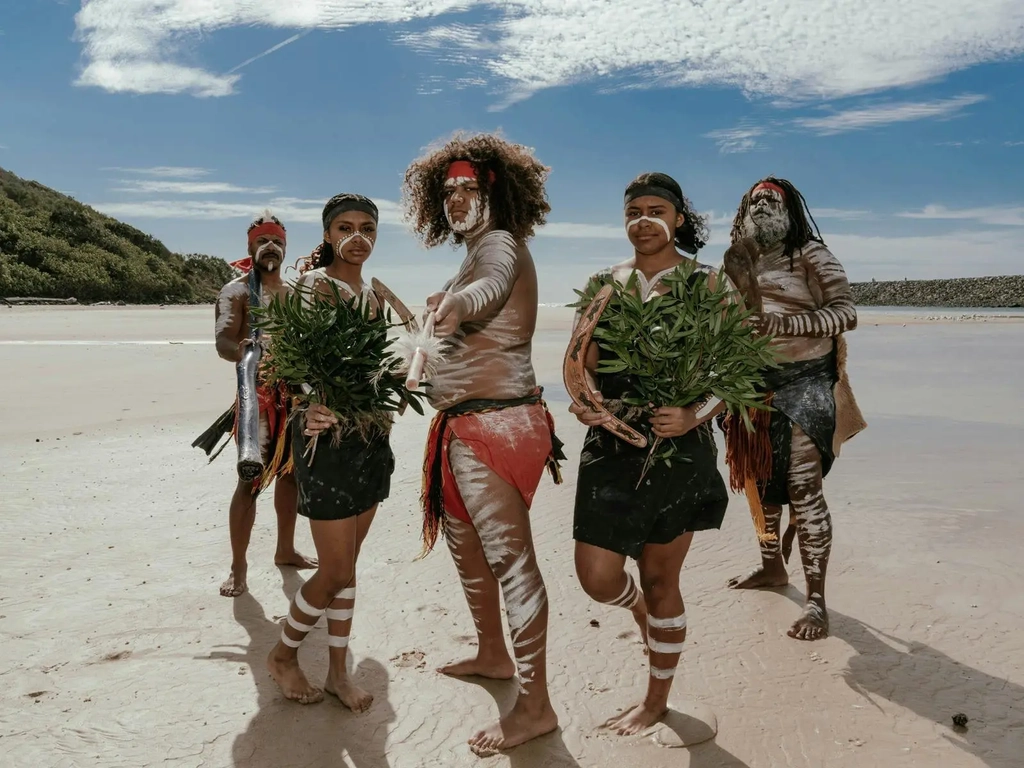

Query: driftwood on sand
[[2, 296, 79, 305]]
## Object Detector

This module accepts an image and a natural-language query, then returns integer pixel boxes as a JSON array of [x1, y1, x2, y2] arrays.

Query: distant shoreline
[[6, 275, 1024, 310]]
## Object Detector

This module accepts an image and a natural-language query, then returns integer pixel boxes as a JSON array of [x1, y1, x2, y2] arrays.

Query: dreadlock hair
[[624, 172, 708, 254], [729, 176, 825, 268], [401, 132, 551, 247]]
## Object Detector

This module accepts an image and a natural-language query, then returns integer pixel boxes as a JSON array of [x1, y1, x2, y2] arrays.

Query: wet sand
[[1, 305, 1022, 767]]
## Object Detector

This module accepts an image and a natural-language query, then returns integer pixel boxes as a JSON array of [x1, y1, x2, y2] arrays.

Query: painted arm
[[452, 230, 520, 322], [214, 284, 247, 363], [758, 246, 858, 337]]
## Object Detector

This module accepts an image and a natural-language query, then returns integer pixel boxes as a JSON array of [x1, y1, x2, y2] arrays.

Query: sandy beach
[[1, 304, 1022, 768]]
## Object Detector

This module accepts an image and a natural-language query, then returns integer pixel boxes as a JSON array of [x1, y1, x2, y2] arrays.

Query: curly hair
[[401, 132, 551, 247], [729, 176, 825, 265], [624, 172, 709, 254]]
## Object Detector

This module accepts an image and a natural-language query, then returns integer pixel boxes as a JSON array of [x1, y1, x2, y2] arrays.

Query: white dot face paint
[[334, 232, 374, 261], [626, 215, 671, 239]]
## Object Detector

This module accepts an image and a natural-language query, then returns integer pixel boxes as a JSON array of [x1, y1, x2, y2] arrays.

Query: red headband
[[753, 181, 786, 199], [446, 160, 496, 184], [247, 221, 286, 246]]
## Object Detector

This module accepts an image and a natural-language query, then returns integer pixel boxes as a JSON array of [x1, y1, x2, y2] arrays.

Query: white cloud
[[73, 1, 1024, 105], [1006, 141, 1024, 146], [813, 208, 871, 220], [112, 180, 277, 195], [704, 125, 767, 154], [105, 166, 212, 178], [897, 204, 1024, 227], [792, 94, 987, 134]]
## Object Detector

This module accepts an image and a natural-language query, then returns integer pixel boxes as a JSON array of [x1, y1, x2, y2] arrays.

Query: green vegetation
[[0, 166, 232, 303]]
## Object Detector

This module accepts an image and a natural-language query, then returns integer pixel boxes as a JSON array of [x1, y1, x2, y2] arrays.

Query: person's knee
[[319, 565, 355, 596], [576, 562, 626, 603], [640, 572, 680, 609]]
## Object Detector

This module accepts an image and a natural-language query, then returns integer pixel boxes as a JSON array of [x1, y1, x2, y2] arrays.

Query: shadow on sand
[[776, 589, 1022, 767], [204, 569, 396, 768]]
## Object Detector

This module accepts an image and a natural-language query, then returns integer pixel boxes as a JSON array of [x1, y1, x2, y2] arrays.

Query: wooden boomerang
[[370, 278, 419, 415], [563, 284, 648, 449]]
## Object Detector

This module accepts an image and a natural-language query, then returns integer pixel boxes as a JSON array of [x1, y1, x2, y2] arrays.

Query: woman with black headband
[[266, 193, 396, 712], [567, 172, 730, 736]]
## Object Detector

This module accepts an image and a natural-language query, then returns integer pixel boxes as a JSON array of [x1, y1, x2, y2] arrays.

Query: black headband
[[624, 184, 682, 212], [322, 195, 379, 230]]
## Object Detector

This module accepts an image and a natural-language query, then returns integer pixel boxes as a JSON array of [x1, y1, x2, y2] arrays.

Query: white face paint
[[444, 177, 490, 234], [253, 240, 284, 271], [334, 232, 374, 262], [742, 187, 790, 248], [626, 215, 671, 240]]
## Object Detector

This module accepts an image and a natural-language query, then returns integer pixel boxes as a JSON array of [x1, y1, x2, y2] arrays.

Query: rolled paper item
[[406, 312, 436, 390], [562, 283, 647, 449]]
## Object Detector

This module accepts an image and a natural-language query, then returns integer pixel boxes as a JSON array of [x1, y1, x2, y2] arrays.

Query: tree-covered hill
[[0, 166, 232, 303]]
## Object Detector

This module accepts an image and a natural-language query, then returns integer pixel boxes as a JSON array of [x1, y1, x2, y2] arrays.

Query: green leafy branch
[[251, 280, 427, 448], [570, 260, 779, 477]]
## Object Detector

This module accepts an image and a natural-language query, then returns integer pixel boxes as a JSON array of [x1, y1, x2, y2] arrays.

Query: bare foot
[[468, 699, 559, 756], [275, 550, 318, 569], [788, 597, 829, 641], [601, 701, 667, 736], [727, 558, 789, 590], [219, 565, 247, 597], [325, 673, 373, 713], [630, 595, 649, 654], [266, 647, 323, 704], [438, 652, 516, 680]]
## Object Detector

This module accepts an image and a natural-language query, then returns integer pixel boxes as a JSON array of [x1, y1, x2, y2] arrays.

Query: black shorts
[[573, 422, 728, 559], [289, 419, 395, 521]]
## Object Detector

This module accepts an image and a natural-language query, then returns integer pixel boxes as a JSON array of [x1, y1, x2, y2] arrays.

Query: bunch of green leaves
[[252, 280, 427, 439], [571, 260, 779, 469]]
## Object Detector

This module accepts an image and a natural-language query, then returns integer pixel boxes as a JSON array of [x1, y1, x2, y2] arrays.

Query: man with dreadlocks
[[204, 211, 316, 597], [722, 177, 866, 641], [401, 133, 565, 755]]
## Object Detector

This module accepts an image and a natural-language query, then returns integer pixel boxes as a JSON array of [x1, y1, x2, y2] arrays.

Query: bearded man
[[207, 211, 316, 597], [723, 178, 865, 641], [402, 133, 565, 755]]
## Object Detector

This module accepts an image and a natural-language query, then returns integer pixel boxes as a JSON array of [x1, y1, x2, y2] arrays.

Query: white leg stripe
[[327, 635, 350, 648], [650, 666, 676, 680], [648, 613, 686, 630], [280, 628, 302, 648], [609, 574, 639, 608], [286, 614, 317, 633], [335, 587, 356, 600], [648, 640, 685, 654], [294, 588, 324, 619], [325, 608, 353, 621]]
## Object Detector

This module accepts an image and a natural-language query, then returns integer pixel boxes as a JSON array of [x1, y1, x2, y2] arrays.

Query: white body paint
[[425, 230, 536, 410], [214, 281, 250, 336], [449, 438, 548, 695]]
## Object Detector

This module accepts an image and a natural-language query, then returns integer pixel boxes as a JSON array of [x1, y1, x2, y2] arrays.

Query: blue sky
[[0, 1, 1022, 304]]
